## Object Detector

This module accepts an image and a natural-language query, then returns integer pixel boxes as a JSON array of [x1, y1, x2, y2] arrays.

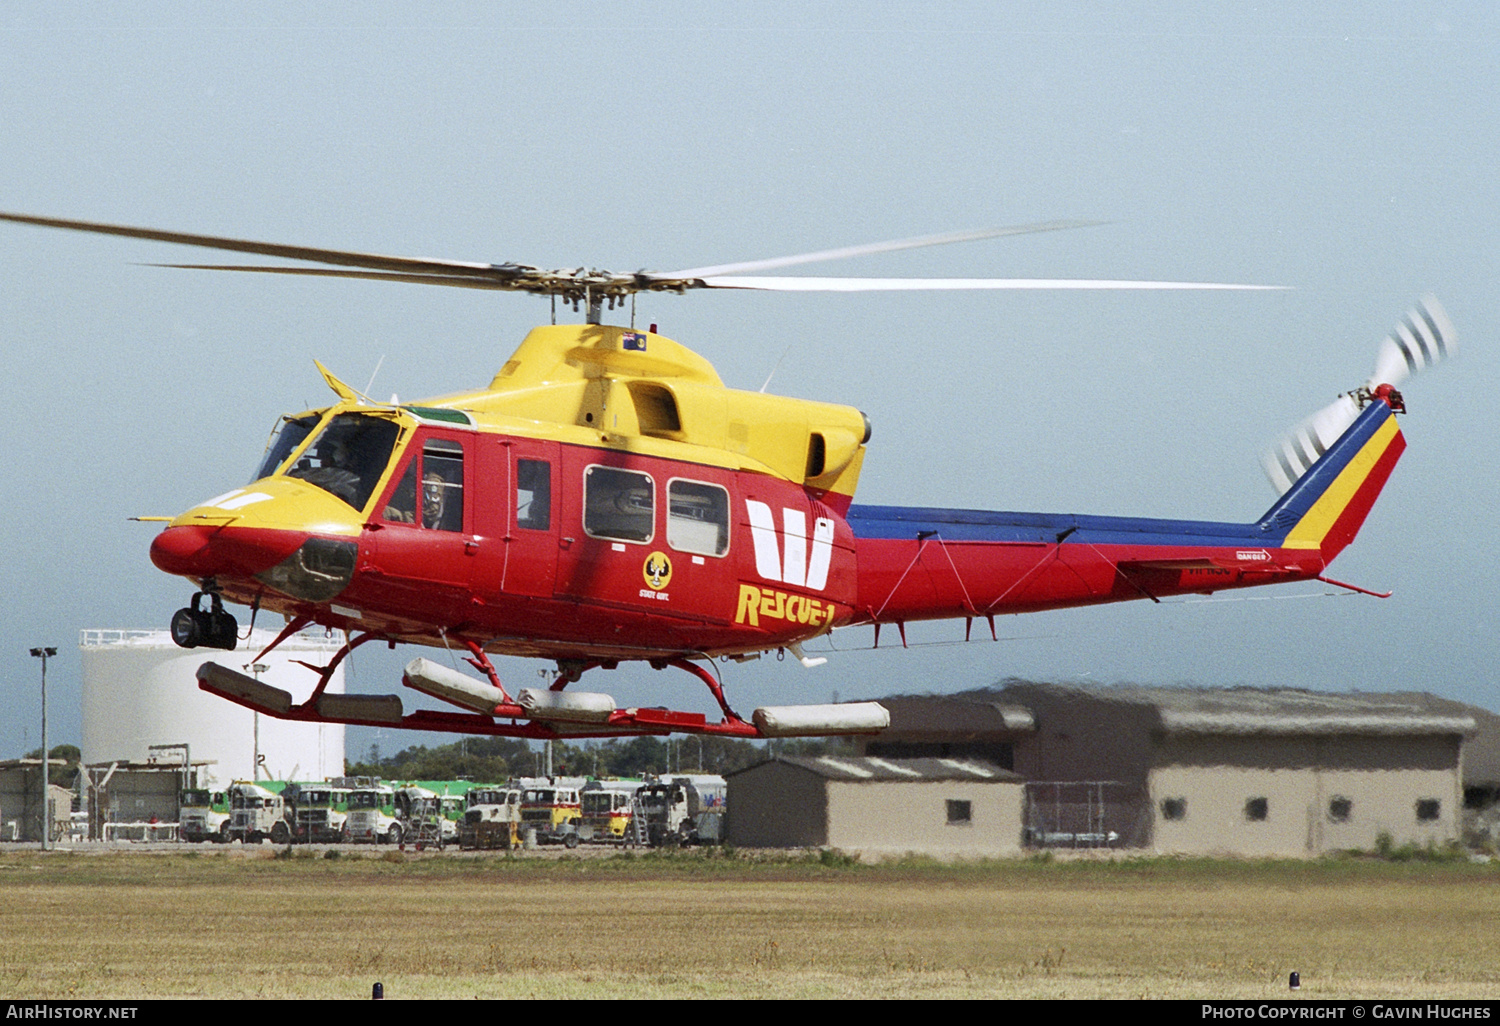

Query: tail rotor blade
[[1370, 295, 1455, 388], [1262, 395, 1362, 495]]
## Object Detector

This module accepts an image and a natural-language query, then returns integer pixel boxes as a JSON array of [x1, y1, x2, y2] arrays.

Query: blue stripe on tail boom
[[847, 399, 1395, 550]]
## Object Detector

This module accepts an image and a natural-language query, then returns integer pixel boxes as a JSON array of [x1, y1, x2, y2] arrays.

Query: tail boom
[[846, 398, 1404, 625]]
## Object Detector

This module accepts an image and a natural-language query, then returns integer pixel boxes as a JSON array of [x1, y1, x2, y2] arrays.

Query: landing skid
[[196, 642, 888, 740]]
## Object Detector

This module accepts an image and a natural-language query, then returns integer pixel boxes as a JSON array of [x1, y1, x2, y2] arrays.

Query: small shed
[[0, 759, 70, 842], [726, 755, 1024, 856], [83, 760, 202, 841]]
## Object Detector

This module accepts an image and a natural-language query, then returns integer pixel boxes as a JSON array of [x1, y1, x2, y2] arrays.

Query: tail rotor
[[1262, 295, 1455, 496]]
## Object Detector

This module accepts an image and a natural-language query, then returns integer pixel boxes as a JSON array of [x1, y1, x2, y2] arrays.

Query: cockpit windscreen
[[284, 414, 400, 511]]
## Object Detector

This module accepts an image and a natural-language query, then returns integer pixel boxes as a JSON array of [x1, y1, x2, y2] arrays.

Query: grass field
[[0, 847, 1496, 1000]]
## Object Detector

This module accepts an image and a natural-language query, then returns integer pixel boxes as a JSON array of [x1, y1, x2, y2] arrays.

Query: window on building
[[1327, 797, 1352, 823], [946, 800, 972, 825], [1160, 798, 1186, 822], [1415, 798, 1441, 822], [1244, 797, 1268, 822]]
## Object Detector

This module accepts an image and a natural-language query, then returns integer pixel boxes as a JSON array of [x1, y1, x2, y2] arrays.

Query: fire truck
[[460, 786, 522, 850], [634, 776, 726, 847], [577, 779, 646, 844], [518, 777, 586, 846]]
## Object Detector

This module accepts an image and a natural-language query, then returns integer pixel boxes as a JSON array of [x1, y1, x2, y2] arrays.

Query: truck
[[518, 777, 586, 847], [285, 784, 351, 843], [228, 782, 289, 844], [460, 786, 523, 850], [178, 788, 230, 843], [394, 785, 459, 849], [343, 783, 401, 844], [577, 779, 646, 844], [634, 775, 726, 847]]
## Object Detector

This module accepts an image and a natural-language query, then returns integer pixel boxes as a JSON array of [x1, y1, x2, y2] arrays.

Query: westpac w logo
[[745, 500, 835, 591]]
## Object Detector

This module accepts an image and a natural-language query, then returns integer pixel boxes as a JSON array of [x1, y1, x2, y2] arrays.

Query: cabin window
[[516, 459, 551, 531], [1160, 798, 1187, 822], [380, 437, 465, 532], [286, 413, 400, 512], [1415, 798, 1441, 822], [667, 479, 729, 556], [946, 799, 972, 825], [584, 466, 654, 543], [1244, 797, 1268, 822]]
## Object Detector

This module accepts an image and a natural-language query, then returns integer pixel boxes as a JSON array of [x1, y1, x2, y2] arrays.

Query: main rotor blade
[[149, 264, 532, 291], [2, 210, 1285, 300], [657, 220, 1106, 279], [694, 276, 1288, 292], [0, 211, 506, 279]]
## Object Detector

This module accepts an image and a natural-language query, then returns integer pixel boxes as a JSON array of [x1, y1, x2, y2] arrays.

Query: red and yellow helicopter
[[0, 212, 1455, 741]]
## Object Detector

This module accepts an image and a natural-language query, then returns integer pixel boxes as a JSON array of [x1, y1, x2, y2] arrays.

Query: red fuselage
[[154, 395, 1403, 664]]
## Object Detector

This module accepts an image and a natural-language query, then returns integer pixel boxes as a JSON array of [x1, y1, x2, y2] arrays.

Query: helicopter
[[0, 212, 1455, 741]]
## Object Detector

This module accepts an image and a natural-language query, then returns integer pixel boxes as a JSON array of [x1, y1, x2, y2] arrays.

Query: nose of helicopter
[[149, 480, 364, 580], [150, 522, 311, 578]]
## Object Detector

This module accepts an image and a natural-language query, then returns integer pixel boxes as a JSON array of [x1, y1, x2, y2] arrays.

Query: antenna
[[759, 344, 794, 393], [363, 355, 386, 398]]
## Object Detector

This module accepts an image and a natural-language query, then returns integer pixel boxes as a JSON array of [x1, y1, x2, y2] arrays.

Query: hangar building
[[859, 682, 1483, 856]]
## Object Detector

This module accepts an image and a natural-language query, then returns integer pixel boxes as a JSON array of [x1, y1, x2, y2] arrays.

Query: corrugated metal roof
[[977, 682, 1479, 738], [745, 755, 1022, 783]]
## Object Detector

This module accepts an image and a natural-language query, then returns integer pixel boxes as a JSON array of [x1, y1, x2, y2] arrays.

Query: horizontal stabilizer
[[753, 702, 890, 737], [1120, 555, 1298, 574]]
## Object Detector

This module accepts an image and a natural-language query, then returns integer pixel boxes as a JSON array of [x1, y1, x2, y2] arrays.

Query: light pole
[[28, 647, 57, 850], [245, 663, 269, 780]]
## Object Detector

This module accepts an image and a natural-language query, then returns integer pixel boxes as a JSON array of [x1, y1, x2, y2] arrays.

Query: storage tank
[[79, 628, 347, 786]]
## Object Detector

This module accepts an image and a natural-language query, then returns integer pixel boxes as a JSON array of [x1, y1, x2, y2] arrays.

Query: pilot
[[322, 437, 353, 471]]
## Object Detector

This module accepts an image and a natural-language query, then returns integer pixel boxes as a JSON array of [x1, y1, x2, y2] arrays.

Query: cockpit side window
[[381, 460, 419, 524], [380, 436, 465, 532], [285, 414, 400, 511], [253, 414, 320, 483], [421, 439, 465, 532]]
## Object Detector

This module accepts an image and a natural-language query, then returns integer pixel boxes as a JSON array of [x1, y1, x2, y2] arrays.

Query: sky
[[1, 3, 1496, 761]]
